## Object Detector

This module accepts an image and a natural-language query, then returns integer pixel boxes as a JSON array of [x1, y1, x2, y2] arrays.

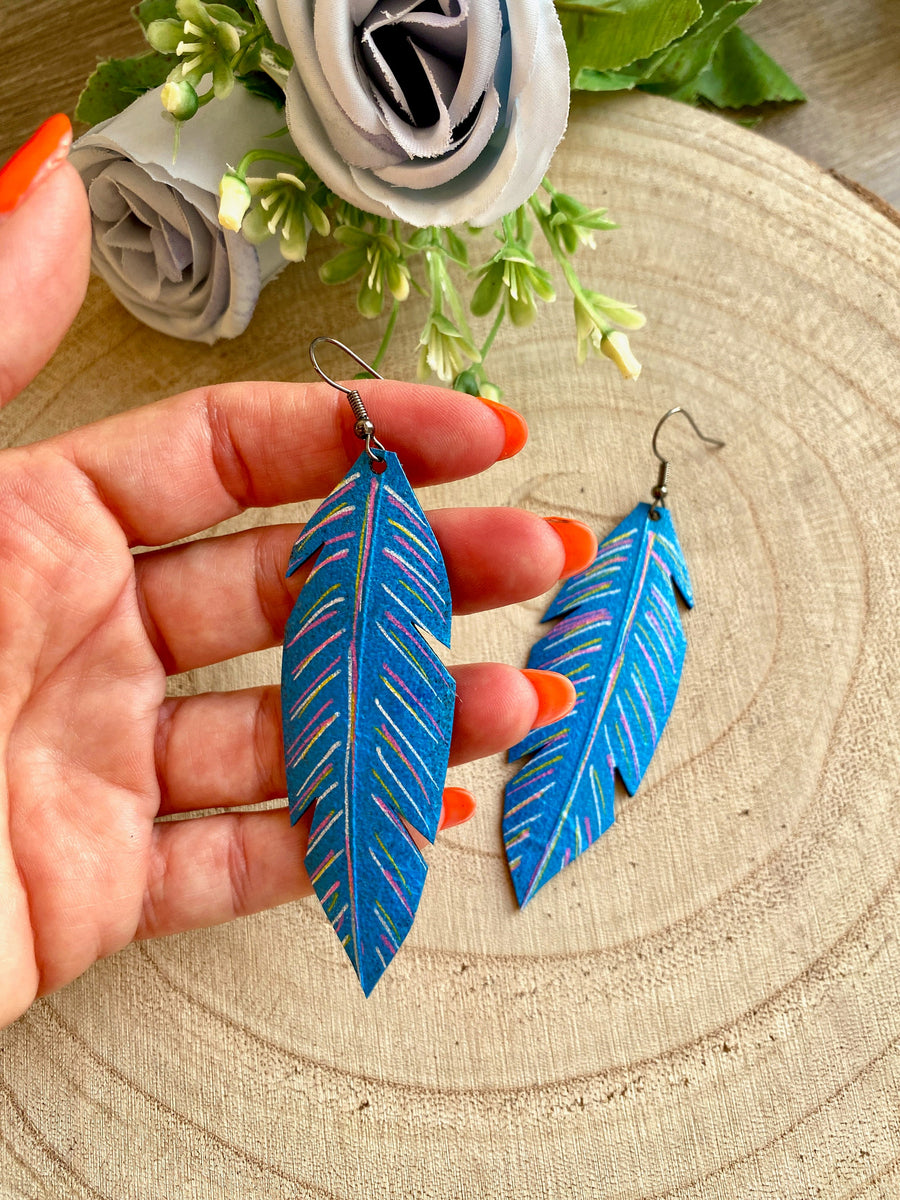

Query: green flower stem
[[425, 243, 445, 318], [371, 301, 400, 372], [529, 196, 613, 335], [424, 237, 469, 334], [479, 303, 506, 361], [236, 148, 308, 177]]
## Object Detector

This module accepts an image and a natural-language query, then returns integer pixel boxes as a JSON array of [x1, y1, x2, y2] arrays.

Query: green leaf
[[470, 264, 504, 317], [357, 282, 385, 319], [145, 18, 183, 53], [133, 0, 179, 31], [695, 27, 805, 107], [573, 67, 642, 91], [239, 70, 286, 107], [636, 0, 759, 103], [444, 228, 469, 267], [212, 58, 235, 99], [75, 52, 173, 124], [205, 3, 251, 26], [557, 0, 702, 81], [319, 248, 367, 285]]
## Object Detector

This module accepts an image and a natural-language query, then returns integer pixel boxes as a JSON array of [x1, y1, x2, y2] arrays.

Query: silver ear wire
[[309, 337, 387, 468], [649, 407, 725, 518]]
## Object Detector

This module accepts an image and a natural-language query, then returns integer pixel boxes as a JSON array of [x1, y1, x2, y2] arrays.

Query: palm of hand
[[1, 446, 164, 1014]]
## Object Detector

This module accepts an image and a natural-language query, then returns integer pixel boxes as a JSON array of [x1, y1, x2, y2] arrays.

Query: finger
[[54, 379, 526, 547], [135, 510, 597, 673], [0, 119, 91, 406], [137, 786, 476, 941], [154, 667, 575, 816]]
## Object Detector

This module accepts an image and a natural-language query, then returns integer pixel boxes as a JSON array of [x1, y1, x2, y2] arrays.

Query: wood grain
[[743, 0, 900, 206], [0, 84, 898, 1197]]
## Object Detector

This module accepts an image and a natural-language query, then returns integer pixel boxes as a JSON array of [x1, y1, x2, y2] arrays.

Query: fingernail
[[474, 395, 528, 460], [521, 669, 577, 729], [437, 787, 476, 832], [0, 114, 72, 220], [543, 517, 598, 580]]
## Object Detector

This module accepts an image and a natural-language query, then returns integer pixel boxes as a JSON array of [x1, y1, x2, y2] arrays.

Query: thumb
[[0, 115, 91, 408]]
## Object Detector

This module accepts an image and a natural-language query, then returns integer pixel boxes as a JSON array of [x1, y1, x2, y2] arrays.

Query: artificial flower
[[257, 0, 570, 227], [70, 85, 292, 343]]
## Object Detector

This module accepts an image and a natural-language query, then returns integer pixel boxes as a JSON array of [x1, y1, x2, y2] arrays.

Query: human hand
[[0, 116, 597, 1027]]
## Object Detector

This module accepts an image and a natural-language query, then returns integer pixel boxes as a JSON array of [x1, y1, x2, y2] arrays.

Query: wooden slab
[[1, 89, 899, 1199]]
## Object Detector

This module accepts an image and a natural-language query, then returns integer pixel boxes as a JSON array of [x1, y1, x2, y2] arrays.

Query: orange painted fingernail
[[437, 787, 477, 832], [0, 113, 72, 219], [544, 517, 598, 580], [474, 395, 528, 460], [521, 669, 577, 729]]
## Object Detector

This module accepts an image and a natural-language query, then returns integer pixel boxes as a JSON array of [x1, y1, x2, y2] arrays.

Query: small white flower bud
[[160, 79, 200, 121], [600, 331, 641, 380], [217, 173, 252, 231]]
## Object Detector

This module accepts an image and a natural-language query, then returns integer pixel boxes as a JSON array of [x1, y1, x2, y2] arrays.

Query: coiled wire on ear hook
[[309, 337, 388, 469], [648, 406, 725, 519]]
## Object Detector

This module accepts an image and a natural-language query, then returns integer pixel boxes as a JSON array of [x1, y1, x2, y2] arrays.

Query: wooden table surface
[[1, 5, 899, 1200]]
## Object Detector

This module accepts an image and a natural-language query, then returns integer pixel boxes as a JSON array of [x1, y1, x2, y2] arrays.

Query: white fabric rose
[[70, 86, 291, 344], [258, 0, 570, 227]]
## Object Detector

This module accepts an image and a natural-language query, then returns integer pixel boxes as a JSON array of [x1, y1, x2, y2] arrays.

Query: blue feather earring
[[281, 339, 455, 995], [504, 408, 724, 907]]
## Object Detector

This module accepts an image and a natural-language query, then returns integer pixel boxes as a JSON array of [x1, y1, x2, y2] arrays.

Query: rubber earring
[[281, 339, 455, 994], [503, 407, 725, 906]]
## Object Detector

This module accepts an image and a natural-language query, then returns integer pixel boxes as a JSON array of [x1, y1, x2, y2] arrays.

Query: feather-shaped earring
[[504, 407, 724, 907], [281, 339, 455, 995]]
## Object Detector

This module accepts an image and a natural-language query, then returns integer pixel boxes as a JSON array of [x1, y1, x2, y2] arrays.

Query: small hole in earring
[[649, 508, 662, 521]]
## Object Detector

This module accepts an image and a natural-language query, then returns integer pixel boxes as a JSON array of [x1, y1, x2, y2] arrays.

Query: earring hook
[[649, 406, 725, 518], [309, 337, 387, 468]]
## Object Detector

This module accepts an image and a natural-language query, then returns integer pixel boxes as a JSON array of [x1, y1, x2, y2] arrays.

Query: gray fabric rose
[[70, 86, 290, 343], [258, 0, 570, 226]]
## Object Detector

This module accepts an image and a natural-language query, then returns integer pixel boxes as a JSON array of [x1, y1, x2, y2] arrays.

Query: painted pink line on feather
[[649, 580, 678, 635], [310, 805, 339, 842], [381, 727, 429, 798], [296, 763, 334, 809], [383, 549, 440, 610], [646, 611, 675, 669], [373, 792, 412, 841], [381, 866, 414, 917], [289, 655, 340, 714], [383, 665, 443, 736], [392, 535, 440, 582], [386, 491, 428, 534], [632, 673, 658, 741], [386, 611, 441, 668], [296, 607, 339, 641], [616, 699, 641, 779], [286, 699, 332, 754], [292, 628, 343, 673], [637, 637, 666, 706], [307, 548, 349, 582]]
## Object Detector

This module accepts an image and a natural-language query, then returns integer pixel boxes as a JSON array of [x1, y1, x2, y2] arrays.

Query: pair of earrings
[[281, 339, 724, 994]]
